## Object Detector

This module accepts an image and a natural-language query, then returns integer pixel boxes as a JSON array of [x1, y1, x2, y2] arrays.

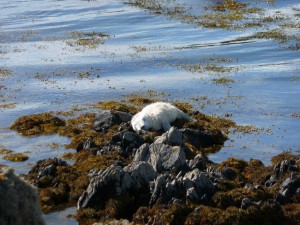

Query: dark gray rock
[[221, 167, 237, 180], [167, 127, 183, 146], [241, 197, 252, 209], [78, 162, 157, 210], [180, 128, 226, 149], [149, 143, 186, 173], [78, 164, 129, 209], [133, 143, 150, 162], [105, 130, 144, 155], [154, 127, 183, 146], [266, 159, 299, 187], [29, 158, 67, 181], [93, 110, 132, 132], [188, 154, 207, 171], [278, 173, 300, 202], [124, 161, 157, 189], [149, 174, 168, 206], [0, 167, 45, 225], [186, 187, 199, 202], [183, 168, 215, 202], [149, 168, 216, 205]]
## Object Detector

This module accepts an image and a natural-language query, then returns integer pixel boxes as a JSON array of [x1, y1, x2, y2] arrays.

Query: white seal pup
[[131, 102, 190, 132]]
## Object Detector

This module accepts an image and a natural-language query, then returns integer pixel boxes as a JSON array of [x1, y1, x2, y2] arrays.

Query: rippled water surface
[[0, 0, 300, 223]]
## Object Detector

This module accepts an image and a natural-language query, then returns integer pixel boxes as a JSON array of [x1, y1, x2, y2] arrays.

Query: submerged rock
[[0, 167, 45, 225]]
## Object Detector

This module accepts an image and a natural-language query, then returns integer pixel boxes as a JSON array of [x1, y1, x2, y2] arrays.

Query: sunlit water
[[0, 0, 300, 224]]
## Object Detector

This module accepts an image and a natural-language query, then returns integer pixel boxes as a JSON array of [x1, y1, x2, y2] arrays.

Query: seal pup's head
[[131, 112, 151, 133]]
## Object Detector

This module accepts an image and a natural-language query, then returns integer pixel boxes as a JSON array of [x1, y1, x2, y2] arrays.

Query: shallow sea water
[[0, 0, 299, 224]]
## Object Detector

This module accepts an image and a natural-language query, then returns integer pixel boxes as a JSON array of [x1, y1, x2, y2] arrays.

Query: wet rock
[[93, 110, 132, 132], [149, 143, 186, 173], [0, 167, 45, 225], [154, 127, 183, 146]]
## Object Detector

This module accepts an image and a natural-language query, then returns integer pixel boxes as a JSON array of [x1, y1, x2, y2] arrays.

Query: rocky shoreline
[[2, 101, 300, 225]]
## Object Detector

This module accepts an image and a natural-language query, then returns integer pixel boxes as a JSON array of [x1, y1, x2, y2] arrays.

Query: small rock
[[241, 197, 252, 209]]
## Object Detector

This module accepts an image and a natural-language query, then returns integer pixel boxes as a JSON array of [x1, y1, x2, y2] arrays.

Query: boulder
[[149, 143, 186, 173], [78, 162, 156, 210], [0, 167, 45, 225]]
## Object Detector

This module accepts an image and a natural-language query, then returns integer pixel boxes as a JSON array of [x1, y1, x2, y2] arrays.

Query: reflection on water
[[0, 0, 299, 223]]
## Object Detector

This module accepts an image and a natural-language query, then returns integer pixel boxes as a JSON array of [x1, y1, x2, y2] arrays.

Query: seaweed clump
[[10, 113, 65, 136], [3, 153, 29, 162]]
